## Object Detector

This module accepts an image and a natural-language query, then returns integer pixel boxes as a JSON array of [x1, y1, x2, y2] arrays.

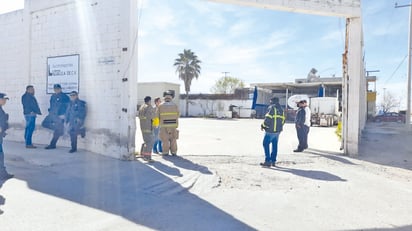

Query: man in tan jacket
[[155, 90, 179, 156], [139, 96, 155, 161]]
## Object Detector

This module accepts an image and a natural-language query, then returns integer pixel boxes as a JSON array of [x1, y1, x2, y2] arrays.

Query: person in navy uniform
[[21, 85, 42, 148], [45, 84, 70, 150], [0, 93, 13, 180], [65, 91, 86, 153]]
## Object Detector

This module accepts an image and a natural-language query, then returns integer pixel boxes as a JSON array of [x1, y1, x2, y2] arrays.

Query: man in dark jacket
[[21, 85, 42, 148], [294, 100, 310, 152], [65, 91, 86, 153], [45, 84, 70, 149], [0, 93, 13, 180], [260, 97, 285, 167]]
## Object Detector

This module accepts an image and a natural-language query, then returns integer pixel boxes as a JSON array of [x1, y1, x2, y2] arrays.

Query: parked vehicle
[[373, 112, 405, 123], [309, 97, 340, 127], [286, 95, 340, 127]]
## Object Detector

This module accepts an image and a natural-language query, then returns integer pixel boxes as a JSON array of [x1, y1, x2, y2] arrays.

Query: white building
[[137, 82, 180, 110]]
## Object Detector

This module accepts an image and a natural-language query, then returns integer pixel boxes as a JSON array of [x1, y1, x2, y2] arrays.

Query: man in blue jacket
[[260, 97, 285, 167], [65, 91, 86, 153], [45, 84, 70, 150], [21, 85, 42, 148]]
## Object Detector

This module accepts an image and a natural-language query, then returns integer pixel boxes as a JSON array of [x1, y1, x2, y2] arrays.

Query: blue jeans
[[152, 127, 162, 153], [263, 132, 280, 163], [24, 114, 36, 146]]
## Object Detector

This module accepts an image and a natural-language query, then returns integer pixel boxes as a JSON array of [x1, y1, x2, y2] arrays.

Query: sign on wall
[[47, 54, 79, 94]]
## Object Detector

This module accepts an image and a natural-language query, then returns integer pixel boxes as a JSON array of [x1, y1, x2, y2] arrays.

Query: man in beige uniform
[[156, 90, 179, 156], [139, 96, 155, 161]]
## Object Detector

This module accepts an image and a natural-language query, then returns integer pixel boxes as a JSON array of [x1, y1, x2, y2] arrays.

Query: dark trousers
[[68, 120, 85, 151], [296, 124, 309, 150], [24, 115, 36, 146], [0, 136, 6, 175], [49, 118, 64, 147], [70, 130, 78, 151]]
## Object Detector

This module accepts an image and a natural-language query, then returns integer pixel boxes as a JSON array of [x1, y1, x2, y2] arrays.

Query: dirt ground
[[0, 118, 411, 231]]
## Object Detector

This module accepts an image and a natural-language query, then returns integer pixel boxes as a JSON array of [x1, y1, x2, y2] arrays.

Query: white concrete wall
[[0, 10, 26, 121], [0, 0, 137, 159], [180, 99, 253, 118]]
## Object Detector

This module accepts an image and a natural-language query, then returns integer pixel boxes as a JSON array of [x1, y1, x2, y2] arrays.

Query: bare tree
[[380, 91, 400, 113]]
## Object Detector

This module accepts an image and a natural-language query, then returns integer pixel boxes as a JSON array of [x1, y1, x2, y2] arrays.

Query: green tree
[[211, 76, 245, 94], [174, 49, 201, 117]]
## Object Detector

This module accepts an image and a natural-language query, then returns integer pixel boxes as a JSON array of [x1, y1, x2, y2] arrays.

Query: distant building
[[177, 75, 377, 120], [179, 88, 271, 118], [137, 82, 180, 110]]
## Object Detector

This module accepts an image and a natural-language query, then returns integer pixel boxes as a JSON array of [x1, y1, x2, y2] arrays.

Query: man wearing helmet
[[155, 90, 179, 156]]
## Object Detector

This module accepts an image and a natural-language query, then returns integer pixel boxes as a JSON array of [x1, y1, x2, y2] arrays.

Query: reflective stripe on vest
[[265, 107, 285, 132], [161, 124, 178, 128], [160, 112, 178, 116], [142, 129, 151, 133]]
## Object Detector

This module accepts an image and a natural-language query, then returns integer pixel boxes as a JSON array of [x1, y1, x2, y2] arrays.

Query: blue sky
[[137, 0, 410, 109], [1, 0, 410, 109]]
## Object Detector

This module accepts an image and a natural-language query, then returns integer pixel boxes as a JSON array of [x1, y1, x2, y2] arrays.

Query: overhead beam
[[208, 0, 361, 17]]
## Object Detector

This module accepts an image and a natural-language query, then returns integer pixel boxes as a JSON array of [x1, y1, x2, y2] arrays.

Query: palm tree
[[174, 49, 201, 117]]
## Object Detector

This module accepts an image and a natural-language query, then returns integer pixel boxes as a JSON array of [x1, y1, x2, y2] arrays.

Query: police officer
[[65, 91, 86, 153], [260, 97, 285, 167], [45, 84, 70, 149], [156, 90, 179, 156], [0, 93, 13, 180]]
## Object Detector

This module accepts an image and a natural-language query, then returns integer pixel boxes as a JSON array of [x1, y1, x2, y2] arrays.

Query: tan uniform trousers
[[159, 127, 178, 155]]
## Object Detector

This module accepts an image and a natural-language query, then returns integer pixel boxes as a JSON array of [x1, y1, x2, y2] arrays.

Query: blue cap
[[0, 93, 9, 100], [69, 91, 78, 96], [53, 84, 62, 89]]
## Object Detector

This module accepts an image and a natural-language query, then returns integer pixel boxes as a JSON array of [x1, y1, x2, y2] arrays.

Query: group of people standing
[[138, 90, 179, 162], [42, 84, 86, 153], [0, 84, 87, 180], [260, 97, 311, 167]]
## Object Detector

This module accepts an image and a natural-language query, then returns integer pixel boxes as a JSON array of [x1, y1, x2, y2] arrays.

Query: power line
[[384, 54, 408, 84]]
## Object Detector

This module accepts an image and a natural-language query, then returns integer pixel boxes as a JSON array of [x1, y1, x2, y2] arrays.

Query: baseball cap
[[53, 84, 62, 89], [0, 93, 9, 100], [69, 91, 78, 96]]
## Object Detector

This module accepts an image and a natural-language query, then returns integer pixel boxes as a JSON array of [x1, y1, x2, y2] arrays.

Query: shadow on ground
[[0, 178, 8, 215], [162, 155, 213, 174], [358, 122, 412, 171], [6, 145, 255, 231], [340, 224, 412, 231], [272, 166, 347, 182], [305, 148, 356, 165]]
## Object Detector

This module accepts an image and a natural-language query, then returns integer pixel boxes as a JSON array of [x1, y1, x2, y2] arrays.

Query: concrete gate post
[[344, 17, 365, 157]]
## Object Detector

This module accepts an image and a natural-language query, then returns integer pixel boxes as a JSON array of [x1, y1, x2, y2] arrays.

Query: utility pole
[[383, 87, 387, 112], [395, 2, 412, 128], [222, 72, 230, 78]]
